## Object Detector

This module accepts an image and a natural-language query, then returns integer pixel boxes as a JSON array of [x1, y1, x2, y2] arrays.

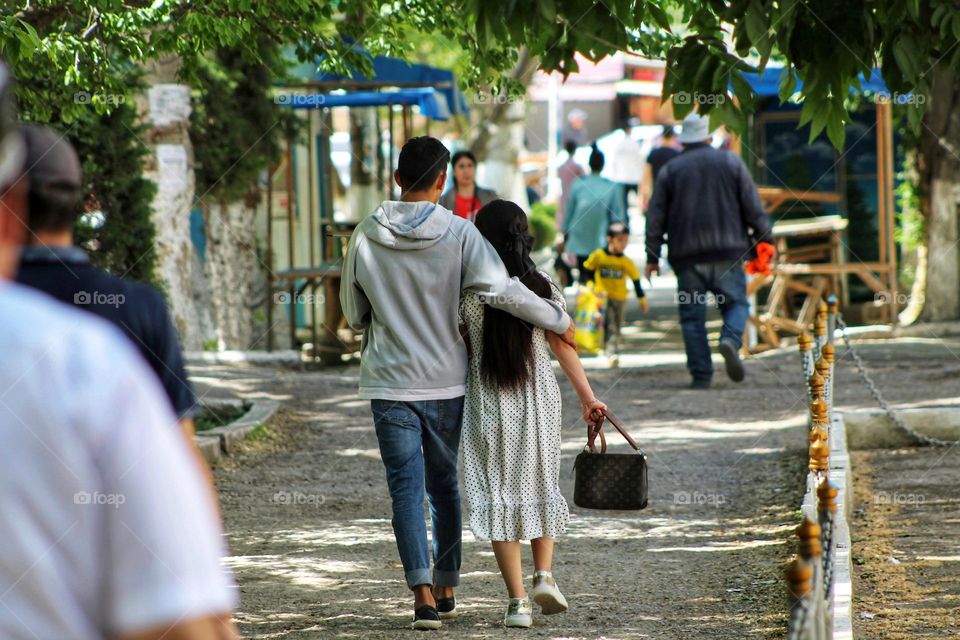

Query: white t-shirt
[[607, 134, 645, 185], [0, 282, 236, 639]]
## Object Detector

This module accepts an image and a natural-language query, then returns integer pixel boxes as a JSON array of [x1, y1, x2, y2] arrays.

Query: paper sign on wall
[[149, 84, 192, 127]]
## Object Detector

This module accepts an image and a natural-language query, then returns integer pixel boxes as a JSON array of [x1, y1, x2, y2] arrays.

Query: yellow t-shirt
[[583, 249, 640, 302]]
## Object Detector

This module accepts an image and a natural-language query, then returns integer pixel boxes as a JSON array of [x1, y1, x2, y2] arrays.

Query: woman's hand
[[581, 398, 607, 428]]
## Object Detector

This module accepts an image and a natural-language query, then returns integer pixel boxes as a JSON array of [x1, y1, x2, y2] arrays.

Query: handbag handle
[[586, 408, 642, 454]]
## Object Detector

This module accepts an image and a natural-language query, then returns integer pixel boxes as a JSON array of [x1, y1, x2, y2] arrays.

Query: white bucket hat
[[678, 113, 712, 144]]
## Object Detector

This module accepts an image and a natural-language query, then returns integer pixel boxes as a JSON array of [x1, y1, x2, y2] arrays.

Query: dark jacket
[[16, 245, 198, 419], [645, 143, 771, 269]]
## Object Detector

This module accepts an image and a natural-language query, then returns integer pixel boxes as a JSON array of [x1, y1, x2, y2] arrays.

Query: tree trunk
[[469, 48, 539, 162], [139, 55, 216, 350], [918, 67, 960, 321], [200, 197, 262, 349]]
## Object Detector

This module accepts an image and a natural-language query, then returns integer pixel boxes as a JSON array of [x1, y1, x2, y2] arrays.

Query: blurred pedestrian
[[0, 62, 237, 640], [562, 143, 627, 284], [645, 114, 772, 389], [439, 149, 498, 222], [608, 119, 644, 212], [557, 140, 583, 229], [554, 140, 584, 286], [640, 124, 680, 211], [15, 125, 199, 433], [584, 222, 649, 364], [562, 108, 589, 147]]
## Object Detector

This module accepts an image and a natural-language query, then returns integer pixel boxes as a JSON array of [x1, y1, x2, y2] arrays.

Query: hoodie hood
[[367, 200, 453, 250]]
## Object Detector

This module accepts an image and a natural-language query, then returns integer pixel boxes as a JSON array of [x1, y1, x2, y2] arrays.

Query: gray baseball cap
[[19, 124, 82, 199]]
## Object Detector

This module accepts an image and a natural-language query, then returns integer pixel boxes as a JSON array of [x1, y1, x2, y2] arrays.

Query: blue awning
[[278, 87, 452, 120], [739, 67, 891, 97], [289, 52, 469, 116]]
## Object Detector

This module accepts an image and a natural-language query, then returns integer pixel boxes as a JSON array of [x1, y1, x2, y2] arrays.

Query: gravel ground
[[839, 340, 960, 640], [193, 320, 960, 639]]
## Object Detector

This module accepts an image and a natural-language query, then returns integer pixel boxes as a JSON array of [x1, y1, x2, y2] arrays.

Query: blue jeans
[[675, 261, 750, 382], [371, 397, 464, 589]]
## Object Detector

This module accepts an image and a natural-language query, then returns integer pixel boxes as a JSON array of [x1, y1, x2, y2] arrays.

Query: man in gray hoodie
[[341, 136, 574, 630]]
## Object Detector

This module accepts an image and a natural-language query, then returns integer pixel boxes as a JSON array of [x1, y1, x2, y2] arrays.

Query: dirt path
[[195, 325, 960, 639], [841, 340, 960, 640]]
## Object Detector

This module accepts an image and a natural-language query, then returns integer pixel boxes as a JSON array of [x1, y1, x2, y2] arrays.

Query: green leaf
[[891, 38, 916, 77], [778, 66, 798, 102], [744, 0, 767, 44], [648, 4, 673, 32], [825, 102, 846, 150], [907, 0, 920, 21], [539, 0, 557, 23], [731, 69, 755, 108], [709, 99, 744, 134]]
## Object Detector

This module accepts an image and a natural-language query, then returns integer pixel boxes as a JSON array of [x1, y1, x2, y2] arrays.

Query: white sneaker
[[531, 571, 568, 615], [504, 597, 532, 628]]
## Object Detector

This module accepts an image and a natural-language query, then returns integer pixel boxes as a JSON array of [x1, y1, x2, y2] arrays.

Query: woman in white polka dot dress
[[460, 200, 606, 628]]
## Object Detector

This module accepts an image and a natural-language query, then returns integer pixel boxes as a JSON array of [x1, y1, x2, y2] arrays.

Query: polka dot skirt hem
[[470, 498, 570, 541]]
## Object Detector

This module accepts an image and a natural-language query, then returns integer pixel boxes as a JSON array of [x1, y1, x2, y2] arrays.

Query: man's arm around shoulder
[[458, 221, 572, 339]]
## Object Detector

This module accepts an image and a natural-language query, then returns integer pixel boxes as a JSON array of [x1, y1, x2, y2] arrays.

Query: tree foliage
[[190, 40, 299, 204], [72, 100, 160, 286], [4, 1, 952, 149]]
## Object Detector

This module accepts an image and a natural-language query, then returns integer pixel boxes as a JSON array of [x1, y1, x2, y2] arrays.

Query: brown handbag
[[573, 408, 649, 510]]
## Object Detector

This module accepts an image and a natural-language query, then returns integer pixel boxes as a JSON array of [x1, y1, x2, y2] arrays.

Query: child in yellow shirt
[[583, 223, 648, 359]]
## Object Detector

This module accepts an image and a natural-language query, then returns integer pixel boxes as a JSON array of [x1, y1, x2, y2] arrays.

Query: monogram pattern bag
[[573, 408, 648, 510]]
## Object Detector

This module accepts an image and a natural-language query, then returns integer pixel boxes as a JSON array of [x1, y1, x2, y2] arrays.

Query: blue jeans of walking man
[[372, 397, 464, 589], [675, 261, 750, 382]]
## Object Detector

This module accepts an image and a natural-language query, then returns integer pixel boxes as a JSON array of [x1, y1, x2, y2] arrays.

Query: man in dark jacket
[[15, 125, 199, 428], [645, 114, 772, 388]]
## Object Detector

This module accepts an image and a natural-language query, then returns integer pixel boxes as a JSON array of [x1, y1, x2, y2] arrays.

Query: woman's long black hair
[[473, 200, 553, 390]]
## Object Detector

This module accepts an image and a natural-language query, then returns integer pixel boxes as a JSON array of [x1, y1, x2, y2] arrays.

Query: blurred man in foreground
[[0, 63, 237, 640]]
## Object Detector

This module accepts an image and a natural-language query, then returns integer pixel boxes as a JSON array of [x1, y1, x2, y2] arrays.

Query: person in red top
[[439, 150, 498, 221]]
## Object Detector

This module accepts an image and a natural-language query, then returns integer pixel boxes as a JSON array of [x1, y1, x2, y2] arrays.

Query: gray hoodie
[[341, 200, 570, 401]]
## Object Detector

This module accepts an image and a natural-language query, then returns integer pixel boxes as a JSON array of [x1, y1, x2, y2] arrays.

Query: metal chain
[[836, 315, 960, 447]]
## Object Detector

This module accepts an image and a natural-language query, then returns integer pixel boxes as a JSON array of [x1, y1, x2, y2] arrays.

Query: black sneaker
[[412, 605, 442, 630], [435, 596, 458, 620], [689, 379, 711, 390], [718, 340, 745, 382]]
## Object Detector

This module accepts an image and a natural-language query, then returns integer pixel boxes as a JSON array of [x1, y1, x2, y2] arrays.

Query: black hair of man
[[661, 124, 677, 139], [588, 142, 605, 172], [396, 136, 450, 192], [20, 125, 83, 233], [563, 139, 577, 156]]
